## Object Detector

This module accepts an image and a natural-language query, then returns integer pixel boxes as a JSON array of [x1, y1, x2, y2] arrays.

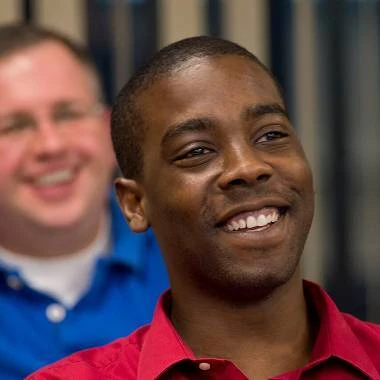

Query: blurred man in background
[[0, 23, 168, 379]]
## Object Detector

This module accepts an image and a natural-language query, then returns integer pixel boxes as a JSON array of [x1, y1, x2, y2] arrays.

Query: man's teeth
[[35, 169, 74, 186], [227, 211, 280, 231]]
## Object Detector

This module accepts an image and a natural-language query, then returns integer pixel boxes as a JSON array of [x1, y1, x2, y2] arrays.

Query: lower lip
[[221, 214, 287, 248]]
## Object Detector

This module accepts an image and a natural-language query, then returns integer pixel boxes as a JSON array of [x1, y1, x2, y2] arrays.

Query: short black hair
[[0, 23, 103, 101], [111, 35, 284, 179]]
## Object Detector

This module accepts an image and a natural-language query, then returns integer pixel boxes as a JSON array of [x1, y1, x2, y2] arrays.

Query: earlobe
[[115, 178, 149, 232]]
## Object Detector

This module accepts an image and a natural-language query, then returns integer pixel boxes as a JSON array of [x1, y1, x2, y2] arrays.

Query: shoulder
[[343, 313, 380, 368], [27, 325, 150, 379], [343, 312, 380, 337]]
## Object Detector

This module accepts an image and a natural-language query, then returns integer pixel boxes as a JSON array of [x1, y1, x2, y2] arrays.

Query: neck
[[171, 272, 315, 379], [0, 209, 107, 258]]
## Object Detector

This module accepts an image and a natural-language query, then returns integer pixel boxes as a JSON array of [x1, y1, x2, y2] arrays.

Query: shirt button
[[6, 275, 23, 290], [46, 303, 66, 323], [198, 362, 211, 371]]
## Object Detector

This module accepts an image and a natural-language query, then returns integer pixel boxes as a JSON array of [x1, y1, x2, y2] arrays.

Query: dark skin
[[116, 55, 315, 379]]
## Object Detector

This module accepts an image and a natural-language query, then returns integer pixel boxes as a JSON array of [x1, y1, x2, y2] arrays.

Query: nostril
[[227, 178, 247, 186], [227, 174, 270, 187], [257, 173, 270, 182]]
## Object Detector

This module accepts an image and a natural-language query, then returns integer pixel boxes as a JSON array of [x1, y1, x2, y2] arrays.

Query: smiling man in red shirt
[[29, 36, 380, 380]]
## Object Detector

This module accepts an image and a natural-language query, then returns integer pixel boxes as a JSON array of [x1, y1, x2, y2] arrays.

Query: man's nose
[[29, 121, 67, 158], [217, 144, 274, 189]]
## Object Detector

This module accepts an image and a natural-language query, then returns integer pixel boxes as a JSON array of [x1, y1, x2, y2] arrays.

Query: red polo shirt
[[28, 281, 380, 379]]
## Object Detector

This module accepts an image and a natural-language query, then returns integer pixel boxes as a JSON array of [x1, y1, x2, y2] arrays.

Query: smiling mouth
[[223, 207, 287, 232], [33, 169, 75, 187]]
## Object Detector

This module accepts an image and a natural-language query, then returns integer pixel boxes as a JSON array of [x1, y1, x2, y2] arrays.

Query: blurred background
[[0, 0, 379, 322]]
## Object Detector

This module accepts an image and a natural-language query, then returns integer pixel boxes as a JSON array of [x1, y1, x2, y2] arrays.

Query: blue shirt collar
[[0, 191, 152, 274]]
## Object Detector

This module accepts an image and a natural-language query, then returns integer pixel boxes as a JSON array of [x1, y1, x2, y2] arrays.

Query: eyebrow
[[161, 117, 215, 146], [161, 103, 288, 147], [52, 100, 86, 109], [242, 103, 288, 121]]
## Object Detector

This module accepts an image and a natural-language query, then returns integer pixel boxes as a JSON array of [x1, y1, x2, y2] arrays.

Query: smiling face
[[118, 55, 314, 298], [0, 41, 115, 237]]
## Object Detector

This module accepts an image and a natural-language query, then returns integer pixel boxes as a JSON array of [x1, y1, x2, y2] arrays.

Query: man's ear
[[115, 177, 149, 233]]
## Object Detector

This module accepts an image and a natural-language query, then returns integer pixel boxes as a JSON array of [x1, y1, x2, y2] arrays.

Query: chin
[[35, 216, 84, 230], [29, 207, 88, 230], [197, 255, 301, 304]]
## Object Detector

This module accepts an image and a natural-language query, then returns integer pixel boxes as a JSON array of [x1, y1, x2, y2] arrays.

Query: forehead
[[136, 55, 284, 137], [0, 41, 96, 112]]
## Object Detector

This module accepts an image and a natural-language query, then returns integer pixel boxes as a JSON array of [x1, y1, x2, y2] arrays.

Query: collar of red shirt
[[138, 280, 379, 379]]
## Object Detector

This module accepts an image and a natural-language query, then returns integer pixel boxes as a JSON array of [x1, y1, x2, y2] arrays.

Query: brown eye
[[184, 147, 212, 158], [173, 145, 216, 168], [0, 117, 34, 135], [256, 130, 288, 143]]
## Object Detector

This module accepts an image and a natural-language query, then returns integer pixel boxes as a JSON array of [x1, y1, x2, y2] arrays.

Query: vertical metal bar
[[269, 0, 294, 118], [23, 0, 34, 23], [86, 0, 114, 103], [131, 0, 158, 70], [206, 0, 223, 37], [111, 0, 133, 96]]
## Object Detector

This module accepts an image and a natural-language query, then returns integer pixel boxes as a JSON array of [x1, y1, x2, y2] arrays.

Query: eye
[[0, 117, 35, 136], [173, 145, 216, 167], [256, 130, 288, 143], [183, 147, 213, 158]]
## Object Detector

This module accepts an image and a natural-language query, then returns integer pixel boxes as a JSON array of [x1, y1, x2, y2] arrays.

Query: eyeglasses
[[0, 102, 104, 141]]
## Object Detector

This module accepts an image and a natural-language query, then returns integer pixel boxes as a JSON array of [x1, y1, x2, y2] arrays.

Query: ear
[[115, 177, 149, 232]]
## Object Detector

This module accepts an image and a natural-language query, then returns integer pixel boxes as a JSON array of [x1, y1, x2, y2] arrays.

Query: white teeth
[[257, 215, 267, 227], [226, 209, 281, 231], [35, 169, 74, 186], [247, 216, 257, 228], [232, 221, 240, 230], [227, 224, 234, 231], [238, 219, 246, 229]]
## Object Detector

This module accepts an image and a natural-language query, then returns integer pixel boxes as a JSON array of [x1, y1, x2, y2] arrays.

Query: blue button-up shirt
[[0, 194, 169, 380]]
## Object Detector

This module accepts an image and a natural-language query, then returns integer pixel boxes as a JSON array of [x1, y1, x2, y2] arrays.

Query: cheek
[[0, 143, 25, 178], [285, 159, 315, 224], [0, 146, 26, 207], [149, 186, 190, 221], [282, 155, 314, 193], [299, 162, 314, 195], [71, 130, 115, 166], [145, 173, 203, 227]]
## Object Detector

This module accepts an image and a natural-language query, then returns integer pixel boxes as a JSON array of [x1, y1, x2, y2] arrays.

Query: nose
[[29, 121, 67, 159], [217, 144, 274, 190]]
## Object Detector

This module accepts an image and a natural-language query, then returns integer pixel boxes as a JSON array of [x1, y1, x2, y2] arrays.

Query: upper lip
[[215, 198, 291, 227]]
